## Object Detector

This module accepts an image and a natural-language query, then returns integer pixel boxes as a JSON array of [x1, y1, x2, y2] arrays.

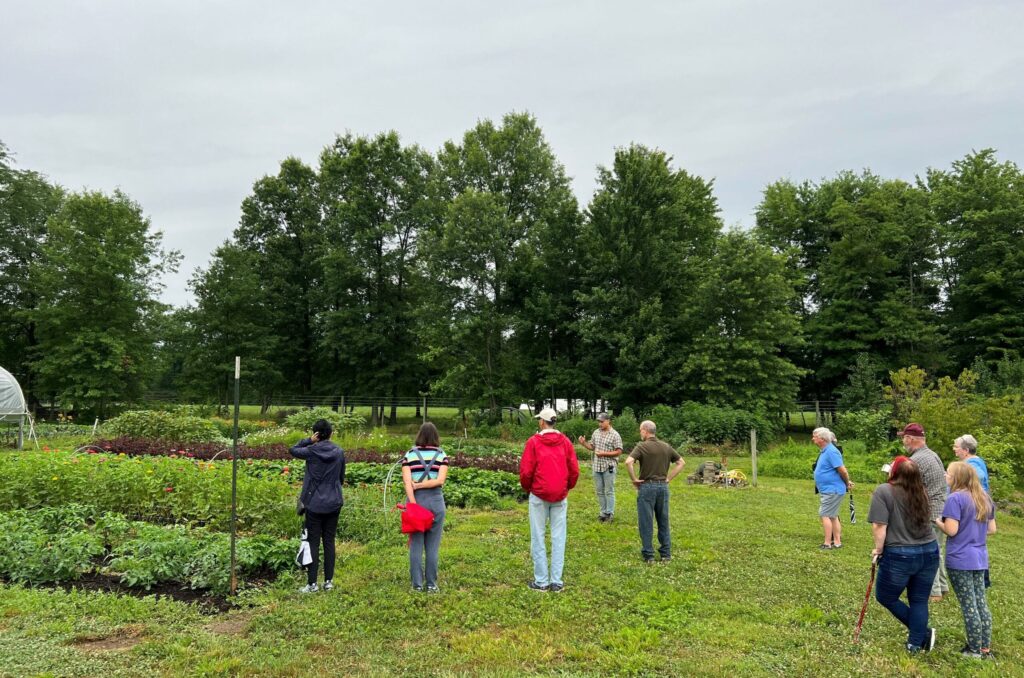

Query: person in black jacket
[[290, 418, 346, 593]]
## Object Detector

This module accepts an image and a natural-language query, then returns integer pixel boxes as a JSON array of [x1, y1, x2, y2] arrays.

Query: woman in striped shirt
[[402, 422, 449, 592]]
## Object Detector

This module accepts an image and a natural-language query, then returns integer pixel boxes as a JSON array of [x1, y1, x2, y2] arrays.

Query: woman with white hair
[[812, 427, 853, 549], [953, 435, 990, 494]]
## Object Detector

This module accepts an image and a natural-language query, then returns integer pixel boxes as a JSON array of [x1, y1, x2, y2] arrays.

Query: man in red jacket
[[520, 407, 580, 592]]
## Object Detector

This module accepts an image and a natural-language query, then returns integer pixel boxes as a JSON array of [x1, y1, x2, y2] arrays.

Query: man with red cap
[[898, 422, 949, 601]]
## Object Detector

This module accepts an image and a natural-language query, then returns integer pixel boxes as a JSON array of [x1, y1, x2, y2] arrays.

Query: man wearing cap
[[625, 420, 686, 563], [577, 413, 623, 522], [519, 407, 580, 592], [898, 422, 949, 601]]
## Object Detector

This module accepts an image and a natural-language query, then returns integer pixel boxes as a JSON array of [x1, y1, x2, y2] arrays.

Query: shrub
[[758, 439, 888, 484], [558, 417, 594, 444], [242, 426, 305, 446], [975, 428, 1023, 502], [653, 402, 778, 447], [209, 417, 275, 438], [102, 410, 227, 443], [834, 409, 891, 452], [284, 407, 366, 434], [615, 408, 641, 449]]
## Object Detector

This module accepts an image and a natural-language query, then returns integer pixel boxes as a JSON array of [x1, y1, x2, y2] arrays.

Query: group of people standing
[[813, 422, 997, 659], [290, 411, 999, 660], [288, 408, 683, 596], [521, 407, 685, 591]]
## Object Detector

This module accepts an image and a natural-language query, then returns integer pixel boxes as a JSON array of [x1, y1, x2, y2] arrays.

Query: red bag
[[395, 502, 435, 534]]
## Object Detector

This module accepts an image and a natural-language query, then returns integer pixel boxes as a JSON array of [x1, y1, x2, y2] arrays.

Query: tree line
[[2, 115, 1022, 419]]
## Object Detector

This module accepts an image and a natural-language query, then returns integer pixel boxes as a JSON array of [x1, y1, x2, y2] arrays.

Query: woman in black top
[[290, 418, 346, 593]]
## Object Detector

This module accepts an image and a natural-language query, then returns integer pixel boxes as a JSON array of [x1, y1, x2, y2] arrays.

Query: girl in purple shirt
[[935, 462, 997, 660]]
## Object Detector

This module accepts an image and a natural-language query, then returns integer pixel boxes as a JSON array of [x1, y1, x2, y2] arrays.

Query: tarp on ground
[[0, 366, 29, 423]]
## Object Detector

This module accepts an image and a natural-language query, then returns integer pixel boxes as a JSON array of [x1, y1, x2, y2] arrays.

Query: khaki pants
[[931, 524, 949, 597]]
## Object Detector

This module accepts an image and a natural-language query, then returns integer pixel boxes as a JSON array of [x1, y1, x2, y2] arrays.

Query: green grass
[[2, 462, 1022, 676]]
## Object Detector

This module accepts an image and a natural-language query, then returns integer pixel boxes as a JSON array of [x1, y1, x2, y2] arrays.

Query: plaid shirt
[[911, 446, 948, 519], [590, 428, 623, 473]]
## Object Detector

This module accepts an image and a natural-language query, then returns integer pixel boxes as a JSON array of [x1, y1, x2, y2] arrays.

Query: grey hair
[[640, 420, 657, 435], [813, 427, 837, 443], [955, 434, 978, 454]]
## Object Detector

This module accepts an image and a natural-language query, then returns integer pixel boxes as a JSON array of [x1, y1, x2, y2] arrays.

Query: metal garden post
[[229, 356, 240, 595]]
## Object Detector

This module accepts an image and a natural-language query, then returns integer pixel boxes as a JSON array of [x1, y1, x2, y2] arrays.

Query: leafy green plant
[[284, 407, 366, 434], [833, 409, 891, 452], [102, 410, 227, 443]]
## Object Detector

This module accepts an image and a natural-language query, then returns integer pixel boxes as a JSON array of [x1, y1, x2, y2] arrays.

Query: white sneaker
[[299, 583, 319, 593], [323, 580, 334, 591]]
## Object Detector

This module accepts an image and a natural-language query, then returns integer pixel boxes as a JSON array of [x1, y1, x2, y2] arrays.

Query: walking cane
[[849, 492, 856, 524], [854, 554, 878, 642]]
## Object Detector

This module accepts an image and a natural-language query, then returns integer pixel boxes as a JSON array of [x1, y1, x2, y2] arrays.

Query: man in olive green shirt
[[625, 420, 686, 562]]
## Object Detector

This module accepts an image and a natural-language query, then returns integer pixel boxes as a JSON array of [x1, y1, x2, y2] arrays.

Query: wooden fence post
[[750, 428, 758, 488]]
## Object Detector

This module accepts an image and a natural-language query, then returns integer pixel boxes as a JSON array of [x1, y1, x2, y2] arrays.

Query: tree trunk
[[389, 385, 398, 425]]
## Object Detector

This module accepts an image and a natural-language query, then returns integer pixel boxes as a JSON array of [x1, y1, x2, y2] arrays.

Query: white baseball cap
[[534, 407, 558, 422]]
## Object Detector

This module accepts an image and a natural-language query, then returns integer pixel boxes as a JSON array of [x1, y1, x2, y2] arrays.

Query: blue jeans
[[874, 542, 940, 649], [528, 494, 567, 586], [637, 482, 671, 559], [593, 468, 616, 517]]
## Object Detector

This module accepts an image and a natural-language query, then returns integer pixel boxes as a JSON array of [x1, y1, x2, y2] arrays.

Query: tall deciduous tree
[[235, 158, 323, 396], [179, 244, 285, 412], [424, 112, 580, 415], [577, 144, 720, 410], [0, 142, 63, 407], [756, 172, 945, 397], [318, 132, 434, 423], [30, 191, 179, 415], [924, 149, 1024, 368], [683, 230, 804, 412]]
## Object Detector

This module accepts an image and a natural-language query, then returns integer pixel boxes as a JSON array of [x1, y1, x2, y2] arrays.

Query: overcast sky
[[4, 1, 1023, 307]]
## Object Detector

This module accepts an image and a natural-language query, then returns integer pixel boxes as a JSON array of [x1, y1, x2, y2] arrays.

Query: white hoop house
[[0, 366, 32, 449]]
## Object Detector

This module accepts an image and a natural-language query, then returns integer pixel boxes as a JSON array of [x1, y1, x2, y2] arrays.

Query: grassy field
[[1, 461, 1021, 677]]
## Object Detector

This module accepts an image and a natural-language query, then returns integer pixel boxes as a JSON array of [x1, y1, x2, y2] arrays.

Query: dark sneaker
[[926, 627, 937, 652], [598, 514, 607, 522], [831, 543, 843, 549], [549, 583, 564, 593], [906, 645, 923, 655], [412, 585, 424, 592], [527, 581, 548, 592], [660, 556, 672, 562], [643, 557, 655, 564], [425, 585, 440, 594], [981, 649, 995, 660], [819, 544, 832, 550]]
